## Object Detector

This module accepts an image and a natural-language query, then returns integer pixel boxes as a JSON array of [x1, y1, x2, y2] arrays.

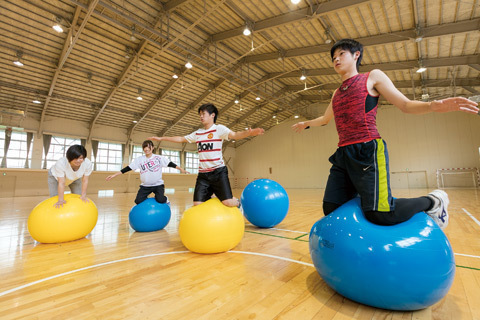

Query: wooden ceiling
[[1, 0, 479, 147]]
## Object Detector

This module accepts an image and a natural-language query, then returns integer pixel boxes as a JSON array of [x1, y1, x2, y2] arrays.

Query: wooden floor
[[0, 188, 479, 319]]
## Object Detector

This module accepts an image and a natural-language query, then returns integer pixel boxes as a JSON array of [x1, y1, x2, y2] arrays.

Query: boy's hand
[[430, 97, 479, 114], [292, 122, 309, 133], [80, 195, 90, 203], [249, 128, 265, 136], [54, 200, 66, 208]]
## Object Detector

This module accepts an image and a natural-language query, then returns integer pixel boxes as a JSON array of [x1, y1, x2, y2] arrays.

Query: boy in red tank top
[[292, 39, 479, 229]]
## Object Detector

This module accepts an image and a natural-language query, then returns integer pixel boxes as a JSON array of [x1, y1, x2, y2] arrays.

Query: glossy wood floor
[[0, 188, 479, 319]]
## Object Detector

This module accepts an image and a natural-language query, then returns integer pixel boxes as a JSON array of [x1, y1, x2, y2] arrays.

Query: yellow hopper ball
[[28, 194, 98, 243], [179, 198, 245, 254]]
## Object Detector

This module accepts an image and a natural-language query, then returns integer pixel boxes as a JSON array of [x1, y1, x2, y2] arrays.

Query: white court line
[[462, 208, 480, 228], [455, 253, 480, 259], [0, 250, 313, 298], [229, 251, 314, 267], [246, 224, 308, 234]]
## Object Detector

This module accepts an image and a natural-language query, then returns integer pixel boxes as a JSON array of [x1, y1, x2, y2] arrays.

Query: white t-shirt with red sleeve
[[184, 124, 231, 173]]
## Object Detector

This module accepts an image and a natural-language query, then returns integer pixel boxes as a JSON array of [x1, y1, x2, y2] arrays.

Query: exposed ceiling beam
[[163, 0, 192, 11], [267, 55, 480, 79], [87, 40, 148, 141], [37, 5, 87, 136], [284, 78, 480, 92], [211, 0, 370, 42], [126, 74, 182, 143], [243, 18, 480, 63]]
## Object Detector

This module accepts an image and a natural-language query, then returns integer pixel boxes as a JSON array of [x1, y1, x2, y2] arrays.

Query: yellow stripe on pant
[[376, 139, 390, 212]]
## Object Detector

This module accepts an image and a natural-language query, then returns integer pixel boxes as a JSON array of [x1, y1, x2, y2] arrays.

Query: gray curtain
[[91, 140, 99, 171], [1, 128, 12, 168], [42, 134, 52, 169], [24, 132, 33, 168]]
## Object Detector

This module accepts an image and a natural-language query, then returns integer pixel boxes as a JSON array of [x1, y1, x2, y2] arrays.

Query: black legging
[[323, 197, 433, 226]]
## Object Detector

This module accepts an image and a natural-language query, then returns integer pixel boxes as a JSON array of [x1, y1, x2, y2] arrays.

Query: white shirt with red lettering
[[185, 124, 231, 173], [129, 154, 170, 186]]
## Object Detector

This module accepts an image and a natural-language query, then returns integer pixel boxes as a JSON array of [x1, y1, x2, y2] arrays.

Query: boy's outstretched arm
[[148, 136, 188, 143], [292, 98, 335, 133], [371, 69, 479, 115], [228, 127, 265, 141]]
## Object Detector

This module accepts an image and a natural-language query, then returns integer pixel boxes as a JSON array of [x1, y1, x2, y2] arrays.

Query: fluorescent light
[[416, 67, 427, 73], [33, 99, 41, 104]]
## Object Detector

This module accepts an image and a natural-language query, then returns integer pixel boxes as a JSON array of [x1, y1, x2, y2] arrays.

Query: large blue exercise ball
[[240, 179, 289, 228], [309, 198, 455, 311], [129, 198, 171, 232]]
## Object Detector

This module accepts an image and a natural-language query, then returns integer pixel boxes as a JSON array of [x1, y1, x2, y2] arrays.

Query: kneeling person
[[106, 140, 188, 204]]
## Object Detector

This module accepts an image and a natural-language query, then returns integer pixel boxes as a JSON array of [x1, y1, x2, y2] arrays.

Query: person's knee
[[323, 202, 341, 216], [222, 198, 239, 207]]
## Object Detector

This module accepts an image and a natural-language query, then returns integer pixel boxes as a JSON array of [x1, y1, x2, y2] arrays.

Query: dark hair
[[66, 144, 87, 162], [330, 39, 363, 71], [142, 140, 154, 149], [198, 103, 218, 123]]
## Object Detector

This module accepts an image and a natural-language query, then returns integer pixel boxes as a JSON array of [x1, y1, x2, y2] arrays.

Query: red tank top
[[332, 72, 381, 147]]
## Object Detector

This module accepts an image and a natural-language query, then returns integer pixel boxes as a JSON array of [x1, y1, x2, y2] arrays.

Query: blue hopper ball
[[309, 198, 455, 310], [241, 179, 289, 228], [129, 198, 171, 232]]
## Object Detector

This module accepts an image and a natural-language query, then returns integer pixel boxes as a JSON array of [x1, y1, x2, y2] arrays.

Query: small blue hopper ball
[[240, 179, 289, 228], [309, 197, 455, 311], [129, 198, 171, 232]]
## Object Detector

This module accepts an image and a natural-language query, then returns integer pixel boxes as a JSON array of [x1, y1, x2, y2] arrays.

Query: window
[[161, 149, 181, 173], [131, 145, 143, 162], [2, 131, 32, 168], [185, 151, 199, 174], [43, 136, 81, 169], [95, 142, 122, 171]]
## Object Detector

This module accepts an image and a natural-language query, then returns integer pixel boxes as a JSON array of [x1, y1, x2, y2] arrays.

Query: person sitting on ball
[[106, 140, 188, 204]]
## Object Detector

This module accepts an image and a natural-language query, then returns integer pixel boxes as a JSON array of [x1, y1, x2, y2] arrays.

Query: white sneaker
[[165, 196, 170, 206], [426, 190, 449, 230]]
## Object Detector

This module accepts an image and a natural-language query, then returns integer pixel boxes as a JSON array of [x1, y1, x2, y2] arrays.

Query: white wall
[[234, 108, 480, 189]]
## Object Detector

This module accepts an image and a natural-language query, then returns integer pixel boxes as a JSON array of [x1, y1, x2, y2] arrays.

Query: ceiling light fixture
[[300, 69, 306, 81], [255, 96, 261, 101], [137, 88, 143, 101], [130, 25, 137, 41], [416, 66, 427, 73], [243, 21, 252, 36], [185, 56, 193, 69], [13, 50, 24, 66], [234, 95, 239, 104], [52, 16, 64, 33], [291, 0, 301, 4], [325, 28, 332, 44], [33, 99, 41, 104]]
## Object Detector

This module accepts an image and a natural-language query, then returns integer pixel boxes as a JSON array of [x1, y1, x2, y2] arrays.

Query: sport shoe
[[165, 196, 170, 206], [426, 190, 449, 230]]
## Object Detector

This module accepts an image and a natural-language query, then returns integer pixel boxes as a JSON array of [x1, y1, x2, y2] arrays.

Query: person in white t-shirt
[[149, 103, 264, 207], [106, 140, 188, 204], [48, 144, 93, 208]]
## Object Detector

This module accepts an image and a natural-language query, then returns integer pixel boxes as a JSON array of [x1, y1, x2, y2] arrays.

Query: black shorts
[[193, 166, 233, 202], [323, 139, 394, 212]]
